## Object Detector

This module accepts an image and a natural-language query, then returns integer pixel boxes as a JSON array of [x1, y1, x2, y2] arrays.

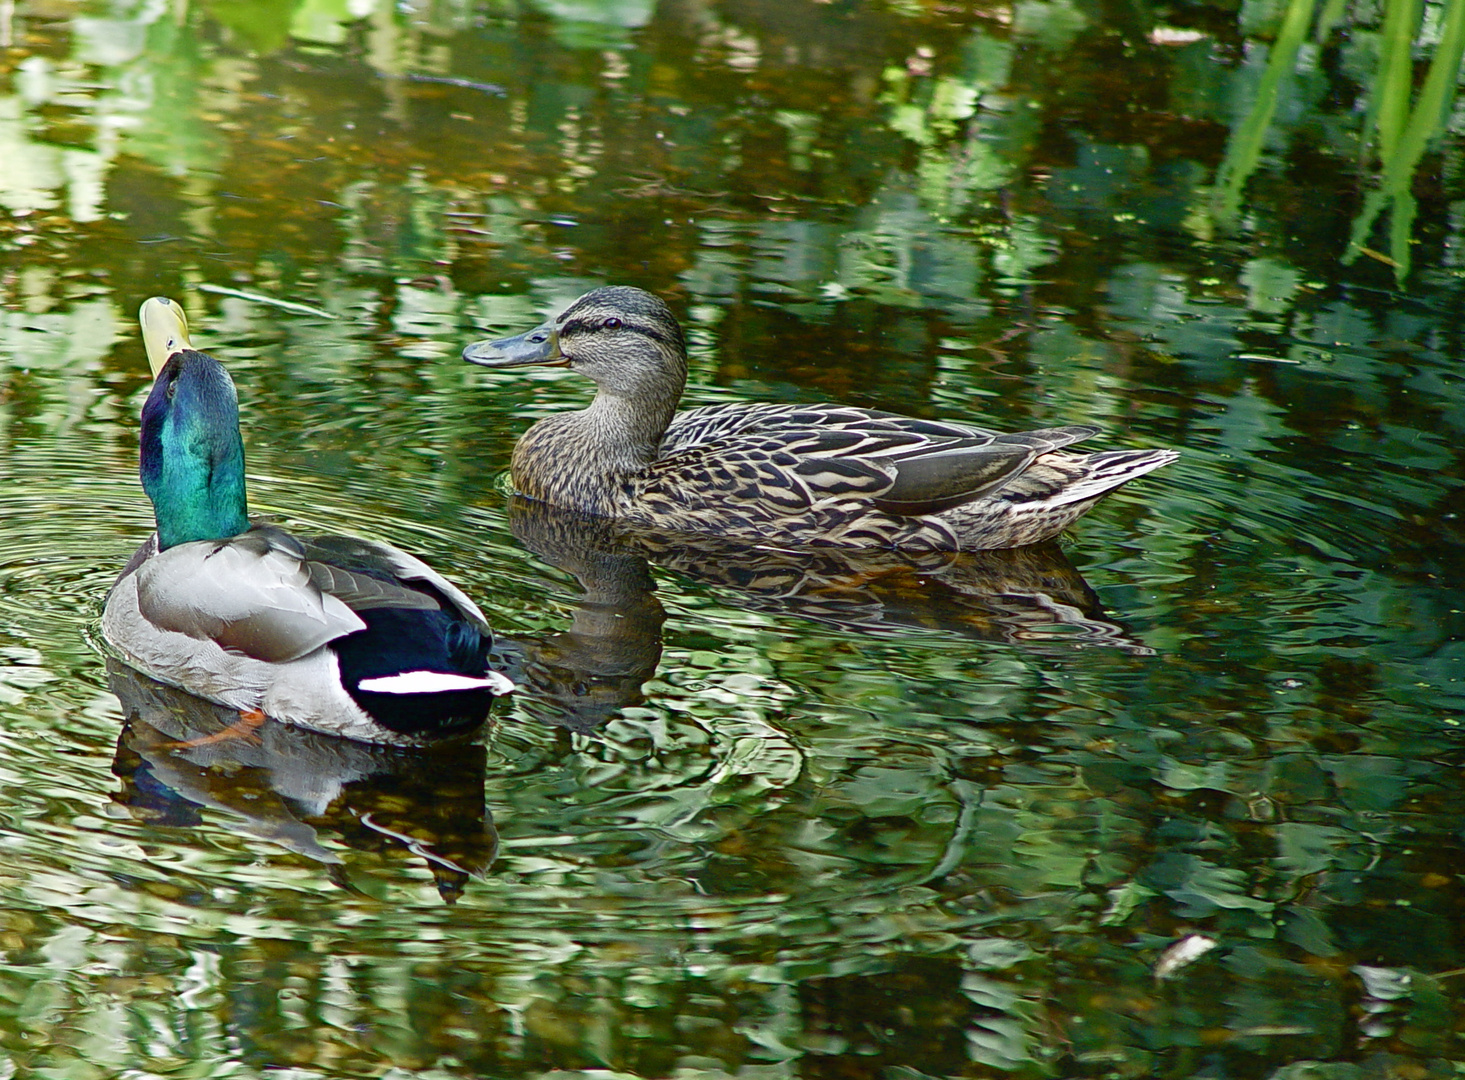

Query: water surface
[[0, 0, 1463, 1077]]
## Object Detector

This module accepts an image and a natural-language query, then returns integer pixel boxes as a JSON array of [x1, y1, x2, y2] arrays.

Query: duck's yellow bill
[[139, 297, 192, 377]]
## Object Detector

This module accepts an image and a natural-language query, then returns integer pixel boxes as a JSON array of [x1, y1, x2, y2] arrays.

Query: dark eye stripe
[[560, 316, 673, 346]]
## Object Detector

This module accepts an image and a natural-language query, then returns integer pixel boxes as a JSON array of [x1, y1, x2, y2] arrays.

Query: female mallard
[[102, 297, 513, 745], [464, 286, 1178, 550]]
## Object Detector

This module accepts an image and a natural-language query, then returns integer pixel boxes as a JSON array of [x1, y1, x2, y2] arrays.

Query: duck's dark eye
[[603, 317, 622, 330]]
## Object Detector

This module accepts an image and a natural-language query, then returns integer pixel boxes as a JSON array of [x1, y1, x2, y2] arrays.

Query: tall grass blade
[[1365, 0, 1425, 162], [1344, 0, 1465, 281], [1211, 0, 1318, 224]]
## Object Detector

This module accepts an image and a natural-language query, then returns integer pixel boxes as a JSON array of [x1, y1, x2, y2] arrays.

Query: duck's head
[[137, 297, 249, 550], [463, 286, 687, 402]]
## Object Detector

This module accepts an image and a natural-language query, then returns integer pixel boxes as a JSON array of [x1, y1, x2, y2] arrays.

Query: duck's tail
[[942, 446, 1178, 549], [1046, 447, 1180, 507]]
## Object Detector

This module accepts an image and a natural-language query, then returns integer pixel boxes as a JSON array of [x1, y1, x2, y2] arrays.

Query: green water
[[0, 0, 1463, 1077]]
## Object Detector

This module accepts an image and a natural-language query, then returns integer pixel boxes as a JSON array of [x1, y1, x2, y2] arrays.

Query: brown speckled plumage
[[464, 286, 1178, 551]]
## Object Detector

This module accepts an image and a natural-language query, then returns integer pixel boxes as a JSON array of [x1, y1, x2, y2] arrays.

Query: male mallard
[[464, 286, 1178, 550], [102, 297, 513, 745]]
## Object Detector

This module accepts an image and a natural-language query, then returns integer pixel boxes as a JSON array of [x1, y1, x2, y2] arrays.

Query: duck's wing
[[870, 424, 1101, 515], [654, 404, 1101, 517], [134, 527, 368, 664], [296, 533, 491, 629], [663, 403, 1013, 451], [134, 526, 490, 666]]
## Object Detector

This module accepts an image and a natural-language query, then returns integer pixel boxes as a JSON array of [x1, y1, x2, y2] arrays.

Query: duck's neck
[[150, 470, 249, 550], [141, 375, 250, 549], [584, 384, 679, 468], [514, 384, 680, 515], [144, 442, 249, 549]]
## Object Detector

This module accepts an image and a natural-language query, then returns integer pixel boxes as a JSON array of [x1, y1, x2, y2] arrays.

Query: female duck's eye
[[603, 317, 622, 330]]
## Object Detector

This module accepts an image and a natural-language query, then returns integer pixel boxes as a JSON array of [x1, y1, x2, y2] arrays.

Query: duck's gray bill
[[463, 324, 563, 368]]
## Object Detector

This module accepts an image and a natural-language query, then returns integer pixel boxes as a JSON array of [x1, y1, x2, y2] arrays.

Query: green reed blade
[[1211, 0, 1319, 224], [1345, 0, 1465, 280]]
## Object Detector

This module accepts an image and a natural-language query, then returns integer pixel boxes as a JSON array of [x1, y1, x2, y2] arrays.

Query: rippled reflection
[[508, 495, 1153, 681], [109, 660, 499, 902], [499, 501, 667, 733]]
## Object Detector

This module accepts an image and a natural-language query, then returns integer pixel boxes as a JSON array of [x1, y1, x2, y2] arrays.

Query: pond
[[0, 0, 1463, 1077]]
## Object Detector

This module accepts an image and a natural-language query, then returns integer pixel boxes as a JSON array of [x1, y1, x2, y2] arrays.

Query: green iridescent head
[[137, 299, 249, 549]]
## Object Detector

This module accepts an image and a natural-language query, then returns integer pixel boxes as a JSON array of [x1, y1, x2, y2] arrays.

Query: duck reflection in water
[[107, 659, 498, 903], [498, 495, 1152, 730], [495, 500, 668, 734]]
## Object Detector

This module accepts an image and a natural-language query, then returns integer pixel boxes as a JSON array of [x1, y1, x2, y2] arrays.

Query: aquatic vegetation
[[1212, 0, 1465, 280]]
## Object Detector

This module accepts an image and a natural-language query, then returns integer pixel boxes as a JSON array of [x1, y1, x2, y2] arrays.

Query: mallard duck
[[102, 297, 513, 745], [464, 286, 1178, 550]]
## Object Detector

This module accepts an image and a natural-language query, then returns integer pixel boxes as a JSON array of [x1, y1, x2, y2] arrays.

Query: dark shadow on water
[[500, 496, 1154, 729], [107, 659, 498, 903]]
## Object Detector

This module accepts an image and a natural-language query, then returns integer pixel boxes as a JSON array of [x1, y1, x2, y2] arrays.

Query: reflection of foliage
[[1341, 0, 1465, 279], [1211, 0, 1465, 280], [878, 34, 1016, 218], [1209, 0, 1322, 227], [202, 0, 298, 54]]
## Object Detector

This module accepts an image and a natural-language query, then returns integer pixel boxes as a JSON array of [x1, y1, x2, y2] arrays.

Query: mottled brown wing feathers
[[663, 403, 997, 451], [874, 426, 1104, 515], [650, 408, 1107, 520], [990, 425, 1103, 451]]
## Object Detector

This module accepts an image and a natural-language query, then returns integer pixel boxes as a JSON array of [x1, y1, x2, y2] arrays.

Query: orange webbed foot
[[164, 707, 268, 750]]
